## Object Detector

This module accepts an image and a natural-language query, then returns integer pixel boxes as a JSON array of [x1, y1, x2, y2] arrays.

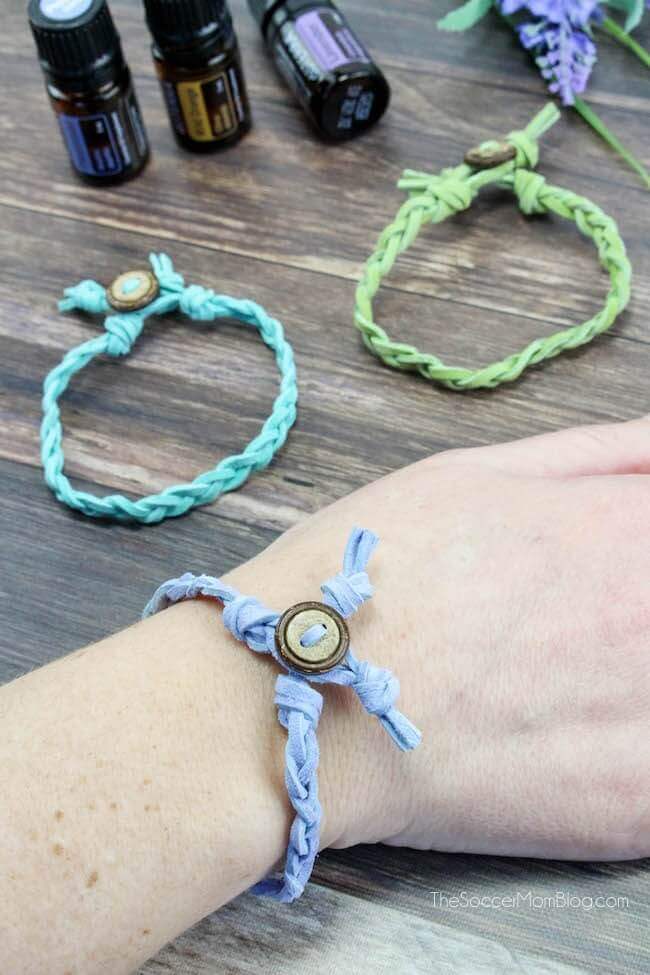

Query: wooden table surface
[[1, 0, 649, 971]]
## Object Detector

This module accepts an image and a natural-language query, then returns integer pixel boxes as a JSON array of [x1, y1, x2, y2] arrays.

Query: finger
[[471, 415, 650, 478]]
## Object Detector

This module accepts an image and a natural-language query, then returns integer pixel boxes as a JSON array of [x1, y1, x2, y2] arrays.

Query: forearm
[[1, 599, 285, 972]]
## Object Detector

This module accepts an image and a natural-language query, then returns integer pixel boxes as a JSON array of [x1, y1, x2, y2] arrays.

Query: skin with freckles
[[1, 417, 650, 974]]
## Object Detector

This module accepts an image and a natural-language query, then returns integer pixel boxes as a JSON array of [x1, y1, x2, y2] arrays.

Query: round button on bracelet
[[106, 269, 160, 311], [275, 601, 350, 674], [40, 253, 298, 523]]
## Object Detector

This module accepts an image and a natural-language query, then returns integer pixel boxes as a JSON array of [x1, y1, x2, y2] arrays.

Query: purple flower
[[536, 24, 596, 101], [499, 0, 599, 103], [502, 0, 600, 24]]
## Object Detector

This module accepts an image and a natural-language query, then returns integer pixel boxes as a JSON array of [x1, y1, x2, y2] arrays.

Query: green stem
[[599, 15, 650, 68], [573, 96, 650, 189]]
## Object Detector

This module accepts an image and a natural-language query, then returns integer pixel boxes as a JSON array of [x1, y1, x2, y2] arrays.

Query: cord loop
[[506, 129, 539, 169], [41, 253, 298, 522], [354, 103, 631, 389]]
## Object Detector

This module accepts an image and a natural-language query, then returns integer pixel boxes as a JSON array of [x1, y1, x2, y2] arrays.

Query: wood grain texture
[[1, 0, 649, 971]]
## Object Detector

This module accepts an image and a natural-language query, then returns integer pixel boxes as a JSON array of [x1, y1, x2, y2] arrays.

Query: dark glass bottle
[[248, 0, 389, 142], [28, 0, 149, 185], [144, 0, 251, 153]]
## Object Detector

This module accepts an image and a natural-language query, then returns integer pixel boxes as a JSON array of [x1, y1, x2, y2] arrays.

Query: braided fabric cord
[[143, 527, 421, 902], [354, 103, 632, 390], [41, 254, 298, 523]]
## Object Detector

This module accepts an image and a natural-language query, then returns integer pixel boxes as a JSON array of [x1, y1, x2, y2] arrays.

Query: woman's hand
[[230, 416, 650, 862]]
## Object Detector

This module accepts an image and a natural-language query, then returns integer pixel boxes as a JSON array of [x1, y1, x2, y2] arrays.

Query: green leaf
[[437, 0, 495, 32], [600, 14, 650, 63], [573, 96, 650, 189], [604, 0, 646, 32]]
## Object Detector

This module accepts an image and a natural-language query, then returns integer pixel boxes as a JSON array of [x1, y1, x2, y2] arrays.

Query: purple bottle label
[[294, 7, 370, 72]]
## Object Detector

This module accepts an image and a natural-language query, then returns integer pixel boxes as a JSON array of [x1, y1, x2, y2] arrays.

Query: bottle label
[[273, 39, 313, 108], [293, 7, 371, 72], [334, 81, 375, 132], [170, 67, 245, 143], [58, 91, 147, 177]]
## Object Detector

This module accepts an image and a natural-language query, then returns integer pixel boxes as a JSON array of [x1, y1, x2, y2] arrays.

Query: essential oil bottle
[[28, 0, 149, 185], [248, 0, 389, 141], [144, 0, 251, 152]]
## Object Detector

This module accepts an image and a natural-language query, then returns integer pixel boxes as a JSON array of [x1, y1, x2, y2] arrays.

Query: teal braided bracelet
[[41, 254, 298, 523], [354, 103, 632, 390]]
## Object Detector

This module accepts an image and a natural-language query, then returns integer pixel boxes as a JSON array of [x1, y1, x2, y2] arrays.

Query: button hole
[[300, 623, 327, 648], [122, 277, 141, 295]]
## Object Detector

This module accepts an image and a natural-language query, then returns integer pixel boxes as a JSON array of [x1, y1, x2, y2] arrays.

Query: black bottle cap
[[28, 0, 123, 85], [144, 0, 233, 54]]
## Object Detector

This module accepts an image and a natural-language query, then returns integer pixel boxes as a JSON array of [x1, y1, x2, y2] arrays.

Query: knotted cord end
[[379, 709, 422, 752], [397, 168, 437, 195], [507, 101, 561, 170], [522, 101, 561, 143], [321, 526, 378, 617], [149, 252, 185, 293], [350, 657, 422, 752], [59, 279, 109, 315]]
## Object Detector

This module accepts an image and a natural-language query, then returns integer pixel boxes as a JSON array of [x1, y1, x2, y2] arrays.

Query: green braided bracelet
[[354, 103, 632, 390], [41, 254, 298, 524]]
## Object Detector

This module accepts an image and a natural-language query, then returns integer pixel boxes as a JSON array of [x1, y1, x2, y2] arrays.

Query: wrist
[[224, 520, 420, 853]]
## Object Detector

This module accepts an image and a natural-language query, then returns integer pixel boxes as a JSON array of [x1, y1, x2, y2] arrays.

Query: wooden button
[[276, 601, 349, 674], [107, 270, 159, 312], [464, 142, 516, 170]]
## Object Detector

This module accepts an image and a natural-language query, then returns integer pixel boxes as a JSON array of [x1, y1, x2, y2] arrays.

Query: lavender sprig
[[517, 20, 597, 103], [500, 0, 601, 103], [437, 0, 650, 186]]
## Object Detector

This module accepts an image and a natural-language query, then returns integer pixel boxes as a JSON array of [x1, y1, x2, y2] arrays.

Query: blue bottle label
[[58, 113, 124, 176], [57, 92, 147, 178]]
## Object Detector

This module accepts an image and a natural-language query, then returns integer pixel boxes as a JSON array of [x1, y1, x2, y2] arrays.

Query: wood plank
[[139, 881, 593, 975], [1, 0, 649, 972], [315, 847, 650, 975]]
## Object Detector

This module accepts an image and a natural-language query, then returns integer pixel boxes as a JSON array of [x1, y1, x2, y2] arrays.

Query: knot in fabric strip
[[513, 169, 548, 216], [179, 284, 219, 320], [104, 313, 145, 356]]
